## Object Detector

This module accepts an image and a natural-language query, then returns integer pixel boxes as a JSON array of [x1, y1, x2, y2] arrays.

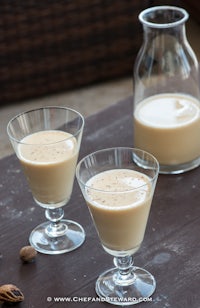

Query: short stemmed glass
[[76, 147, 159, 305], [7, 107, 85, 254]]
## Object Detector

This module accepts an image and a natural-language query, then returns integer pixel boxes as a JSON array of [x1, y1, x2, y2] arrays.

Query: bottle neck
[[139, 6, 189, 46], [142, 22, 186, 44], [134, 6, 200, 103]]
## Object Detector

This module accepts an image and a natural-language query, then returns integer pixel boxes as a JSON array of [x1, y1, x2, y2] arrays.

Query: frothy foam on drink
[[86, 169, 151, 209]]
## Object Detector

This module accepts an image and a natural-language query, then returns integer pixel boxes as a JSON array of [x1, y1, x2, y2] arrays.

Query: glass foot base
[[29, 219, 85, 254], [95, 266, 156, 306]]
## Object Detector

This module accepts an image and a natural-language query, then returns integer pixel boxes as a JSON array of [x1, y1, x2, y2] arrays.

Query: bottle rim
[[139, 6, 189, 29]]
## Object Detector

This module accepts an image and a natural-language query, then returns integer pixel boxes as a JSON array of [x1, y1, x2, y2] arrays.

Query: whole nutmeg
[[0, 284, 24, 303], [20, 245, 37, 263]]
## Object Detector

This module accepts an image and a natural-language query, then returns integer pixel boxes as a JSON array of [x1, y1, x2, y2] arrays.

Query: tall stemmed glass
[[76, 147, 159, 305], [7, 107, 85, 255]]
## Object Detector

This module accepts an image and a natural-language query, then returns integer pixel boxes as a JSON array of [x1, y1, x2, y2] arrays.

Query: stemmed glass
[[76, 147, 159, 305], [7, 107, 85, 255]]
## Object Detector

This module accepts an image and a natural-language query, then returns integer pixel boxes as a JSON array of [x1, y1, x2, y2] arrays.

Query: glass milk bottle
[[133, 6, 200, 174]]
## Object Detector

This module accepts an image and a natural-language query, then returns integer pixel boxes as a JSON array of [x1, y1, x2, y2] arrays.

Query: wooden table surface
[[0, 96, 200, 307]]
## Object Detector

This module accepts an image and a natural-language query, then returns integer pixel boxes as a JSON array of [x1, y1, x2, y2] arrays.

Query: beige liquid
[[18, 130, 78, 207], [85, 169, 152, 254], [134, 93, 200, 165]]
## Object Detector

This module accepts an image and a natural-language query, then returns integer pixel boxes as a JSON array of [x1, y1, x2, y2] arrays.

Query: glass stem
[[113, 256, 135, 285], [45, 207, 68, 237]]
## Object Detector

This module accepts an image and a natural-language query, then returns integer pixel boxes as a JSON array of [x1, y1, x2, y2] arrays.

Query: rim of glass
[[7, 106, 85, 145], [139, 6, 189, 29], [76, 147, 159, 193]]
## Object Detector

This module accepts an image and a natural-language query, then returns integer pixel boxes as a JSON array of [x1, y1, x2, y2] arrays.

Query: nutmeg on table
[[0, 284, 24, 303]]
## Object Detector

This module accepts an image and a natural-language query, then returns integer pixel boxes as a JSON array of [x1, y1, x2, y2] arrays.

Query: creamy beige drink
[[85, 169, 152, 254], [134, 93, 200, 165], [18, 130, 78, 207]]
